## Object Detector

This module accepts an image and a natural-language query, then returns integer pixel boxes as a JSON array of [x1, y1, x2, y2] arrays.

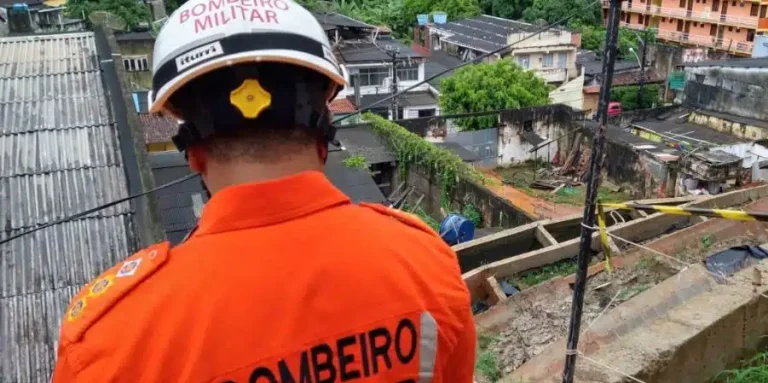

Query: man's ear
[[186, 146, 207, 173]]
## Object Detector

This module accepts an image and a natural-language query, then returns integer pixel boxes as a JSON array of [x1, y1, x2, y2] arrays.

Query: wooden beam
[[535, 224, 558, 246], [484, 276, 507, 306]]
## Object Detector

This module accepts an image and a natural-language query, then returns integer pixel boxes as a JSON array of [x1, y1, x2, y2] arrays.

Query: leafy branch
[[342, 154, 371, 172], [364, 113, 486, 202]]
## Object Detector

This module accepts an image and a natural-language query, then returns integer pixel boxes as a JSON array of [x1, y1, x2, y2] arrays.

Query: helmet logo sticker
[[230, 79, 272, 119], [178, 0, 290, 34], [175, 41, 224, 72]]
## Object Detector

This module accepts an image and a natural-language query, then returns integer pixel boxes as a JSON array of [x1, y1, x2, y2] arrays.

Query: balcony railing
[[603, 0, 758, 28], [618, 23, 753, 54]]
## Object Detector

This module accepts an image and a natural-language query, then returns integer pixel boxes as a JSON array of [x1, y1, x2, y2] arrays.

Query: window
[[751, 3, 758, 15], [122, 56, 149, 72], [748, 29, 755, 41], [355, 67, 389, 87], [662, 17, 667, 21], [396, 63, 418, 82], [517, 55, 530, 69], [679, 0, 685, 7], [694, 22, 698, 26], [740, 1, 744, 6], [637, 13, 643, 23], [761, 4, 767, 17], [729, 26, 733, 31], [732, 1, 736, 6], [557, 52, 567, 68], [542, 53, 553, 68], [710, 24, 717, 35]]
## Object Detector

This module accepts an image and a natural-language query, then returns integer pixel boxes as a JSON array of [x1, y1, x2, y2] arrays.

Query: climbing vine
[[342, 154, 370, 173], [364, 113, 486, 203]]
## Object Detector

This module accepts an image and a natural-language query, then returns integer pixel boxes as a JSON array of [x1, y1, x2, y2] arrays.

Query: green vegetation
[[460, 204, 483, 228], [495, 162, 630, 206], [365, 113, 486, 203], [508, 258, 578, 289], [610, 84, 661, 111], [439, 59, 551, 131], [480, 0, 530, 20], [576, 24, 656, 60], [701, 234, 714, 251], [296, 0, 480, 41], [522, 0, 601, 26], [342, 154, 370, 172], [714, 351, 768, 383], [66, 0, 151, 29], [405, 205, 441, 231], [476, 333, 502, 382]]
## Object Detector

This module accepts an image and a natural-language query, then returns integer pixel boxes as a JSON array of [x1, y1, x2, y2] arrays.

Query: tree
[[575, 23, 656, 60], [439, 59, 551, 131], [66, 0, 151, 29], [522, 0, 601, 27], [480, 0, 531, 20], [610, 84, 660, 110]]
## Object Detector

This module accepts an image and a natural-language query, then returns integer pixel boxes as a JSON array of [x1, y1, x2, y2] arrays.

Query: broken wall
[[497, 104, 582, 164]]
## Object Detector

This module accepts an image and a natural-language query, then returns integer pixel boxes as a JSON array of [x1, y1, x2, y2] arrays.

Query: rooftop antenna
[[88, 10, 127, 31]]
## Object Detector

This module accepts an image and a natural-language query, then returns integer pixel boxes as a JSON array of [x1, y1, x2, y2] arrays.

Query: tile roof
[[329, 98, 357, 114], [0, 32, 135, 383], [311, 11, 374, 30], [325, 149, 387, 203], [335, 125, 396, 164], [347, 91, 438, 110], [424, 50, 464, 90], [434, 142, 480, 162], [336, 37, 424, 63], [140, 113, 178, 144], [430, 15, 563, 54]]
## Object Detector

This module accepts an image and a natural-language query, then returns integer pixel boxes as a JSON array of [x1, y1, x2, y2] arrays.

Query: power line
[[333, 0, 602, 124], [0, 173, 200, 246], [1, 4, 601, 246]]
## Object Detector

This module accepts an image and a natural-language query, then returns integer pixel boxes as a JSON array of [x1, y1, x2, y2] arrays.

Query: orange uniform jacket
[[52, 171, 476, 383]]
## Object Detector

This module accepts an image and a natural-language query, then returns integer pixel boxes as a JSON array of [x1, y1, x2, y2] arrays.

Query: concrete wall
[[393, 164, 534, 234], [690, 110, 768, 140], [116, 38, 155, 90], [497, 104, 581, 164], [683, 65, 768, 121], [604, 137, 676, 198]]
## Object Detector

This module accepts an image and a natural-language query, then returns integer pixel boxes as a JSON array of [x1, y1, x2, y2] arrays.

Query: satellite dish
[[88, 10, 127, 31]]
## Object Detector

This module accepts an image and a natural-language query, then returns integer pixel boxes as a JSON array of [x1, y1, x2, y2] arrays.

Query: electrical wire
[[332, 0, 603, 124], [0, 173, 200, 246], [1, 3, 601, 246]]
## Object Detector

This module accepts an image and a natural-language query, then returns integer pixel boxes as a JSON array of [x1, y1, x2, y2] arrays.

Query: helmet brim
[[150, 50, 347, 116]]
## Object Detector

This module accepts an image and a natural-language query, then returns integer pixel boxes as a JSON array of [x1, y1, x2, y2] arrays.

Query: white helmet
[[149, 0, 345, 116]]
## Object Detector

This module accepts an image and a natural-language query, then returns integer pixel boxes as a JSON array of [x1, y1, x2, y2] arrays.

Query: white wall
[[549, 71, 584, 110], [498, 118, 562, 164]]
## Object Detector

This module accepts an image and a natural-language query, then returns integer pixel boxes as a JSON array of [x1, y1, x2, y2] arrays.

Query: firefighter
[[51, 0, 476, 381]]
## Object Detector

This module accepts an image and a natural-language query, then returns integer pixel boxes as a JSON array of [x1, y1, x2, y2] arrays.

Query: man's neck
[[202, 157, 323, 194]]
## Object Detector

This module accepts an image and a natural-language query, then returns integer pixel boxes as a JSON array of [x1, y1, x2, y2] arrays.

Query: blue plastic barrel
[[416, 14, 428, 25], [432, 12, 447, 24], [439, 213, 475, 245]]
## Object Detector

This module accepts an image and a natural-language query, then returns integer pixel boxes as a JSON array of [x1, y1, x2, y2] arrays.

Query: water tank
[[439, 214, 475, 245], [433, 12, 447, 24], [416, 14, 428, 25]]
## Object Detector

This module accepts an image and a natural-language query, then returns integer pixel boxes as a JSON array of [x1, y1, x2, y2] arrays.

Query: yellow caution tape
[[596, 203, 614, 273], [600, 203, 765, 222]]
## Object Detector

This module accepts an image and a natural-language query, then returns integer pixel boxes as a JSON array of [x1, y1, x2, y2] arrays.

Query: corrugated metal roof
[[0, 32, 135, 383]]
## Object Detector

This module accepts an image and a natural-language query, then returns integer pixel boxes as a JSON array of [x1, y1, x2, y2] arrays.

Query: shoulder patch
[[360, 203, 440, 239], [60, 242, 171, 345]]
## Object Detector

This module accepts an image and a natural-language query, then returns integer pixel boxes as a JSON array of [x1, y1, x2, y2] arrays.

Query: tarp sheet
[[705, 245, 768, 283]]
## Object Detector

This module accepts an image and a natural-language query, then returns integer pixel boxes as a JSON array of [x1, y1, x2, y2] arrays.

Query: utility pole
[[561, 0, 622, 381], [385, 44, 401, 120], [636, 31, 648, 109]]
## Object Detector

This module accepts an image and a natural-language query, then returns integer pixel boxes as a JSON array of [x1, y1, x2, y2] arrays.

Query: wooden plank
[[484, 276, 507, 306], [534, 225, 558, 246]]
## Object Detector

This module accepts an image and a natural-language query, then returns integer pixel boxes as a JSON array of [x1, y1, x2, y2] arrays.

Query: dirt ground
[[475, 230, 768, 382], [480, 169, 582, 220]]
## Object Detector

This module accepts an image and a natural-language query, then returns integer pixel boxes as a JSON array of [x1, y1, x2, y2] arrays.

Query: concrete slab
[[535, 224, 559, 246]]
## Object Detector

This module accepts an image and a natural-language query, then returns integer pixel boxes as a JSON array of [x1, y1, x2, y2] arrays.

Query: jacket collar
[[194, 171, 350, 236]]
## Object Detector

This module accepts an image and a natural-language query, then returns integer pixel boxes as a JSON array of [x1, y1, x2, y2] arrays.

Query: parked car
[[607, 102, 621, 116]]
